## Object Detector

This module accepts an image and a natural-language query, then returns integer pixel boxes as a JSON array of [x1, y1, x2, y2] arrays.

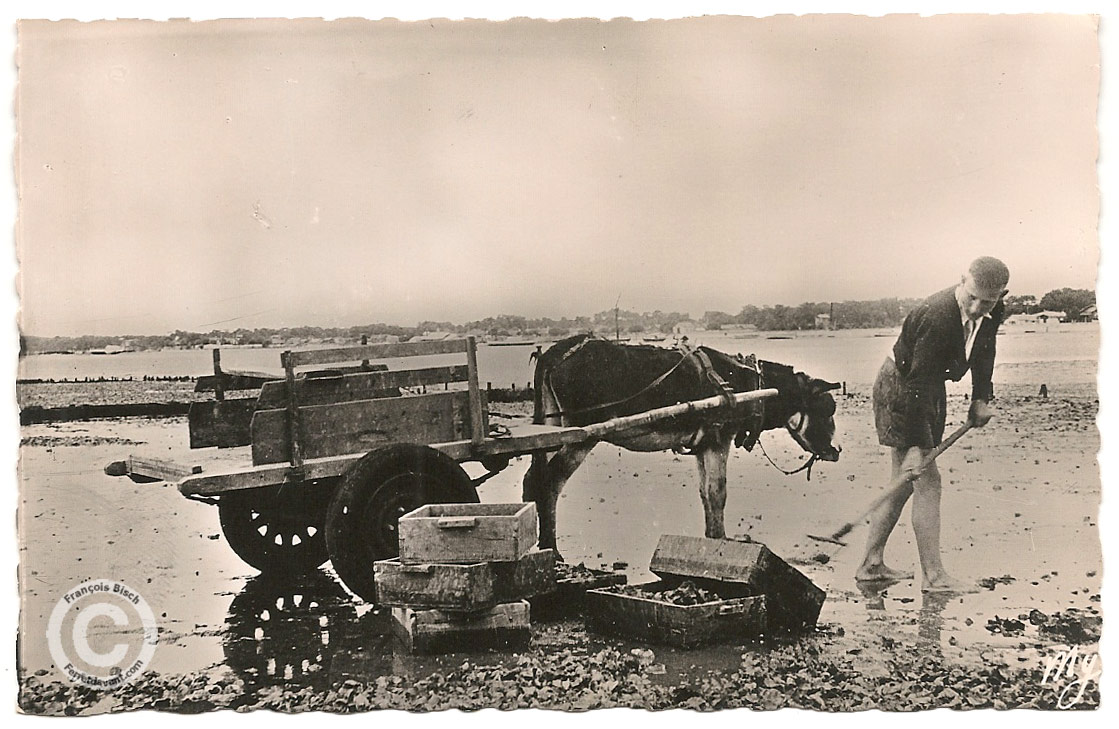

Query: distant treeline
[[712, 299, 925, 332], [20, 288, 1094, 355]]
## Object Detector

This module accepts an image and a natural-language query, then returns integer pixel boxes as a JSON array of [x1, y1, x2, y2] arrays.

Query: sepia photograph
[[8, 1, 1109, 717]]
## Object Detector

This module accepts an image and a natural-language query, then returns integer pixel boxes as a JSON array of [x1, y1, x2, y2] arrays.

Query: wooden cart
[[105, 337, 777, 602]]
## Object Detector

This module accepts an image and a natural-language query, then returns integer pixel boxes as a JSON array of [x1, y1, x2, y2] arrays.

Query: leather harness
[[543, 337, 768, 452]]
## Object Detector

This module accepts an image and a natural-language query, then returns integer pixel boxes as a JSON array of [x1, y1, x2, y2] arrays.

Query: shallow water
[[19, 323, 1100, 389]]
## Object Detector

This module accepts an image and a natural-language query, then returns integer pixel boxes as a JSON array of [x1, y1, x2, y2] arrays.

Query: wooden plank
[[250, 391, 474, 465], [256, 366, 468, 409], [194, 371, 280, 393], [287, 339, 468, 368], [126, 455, 202, 483], [212, 349, 225, 401], [472, 422, 589, 457], [650, 535, 825, 632], [188, 399, 256, 449], [398, 502, 538, 564], [581, 388, 779, 439], [466, 337, 486, 448], [281, 351, 304, 470], [179, 459, 348, 496]]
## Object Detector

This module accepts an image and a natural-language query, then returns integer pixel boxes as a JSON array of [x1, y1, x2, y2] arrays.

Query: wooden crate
[[374, 559, 496, 612], [650, 535, 825, 633], [530, 564, 628, 621], [492, 548, 556, 602], [585, 580, 768, 649], [397, 502, 538, 565], [374, 548, 556, 612], [391, 601, 531, 654]]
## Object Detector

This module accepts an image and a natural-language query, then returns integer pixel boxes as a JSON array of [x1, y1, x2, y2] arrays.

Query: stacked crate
[[376, 502, 555, 654]]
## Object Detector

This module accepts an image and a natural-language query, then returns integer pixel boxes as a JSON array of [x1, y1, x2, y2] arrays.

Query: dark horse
[[523, 335, 842, 551]]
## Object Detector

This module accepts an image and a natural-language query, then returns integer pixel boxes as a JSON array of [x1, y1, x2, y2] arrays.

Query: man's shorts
[[873, 357, 946, 449]]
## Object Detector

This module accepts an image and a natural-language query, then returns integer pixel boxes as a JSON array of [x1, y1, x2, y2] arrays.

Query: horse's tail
[[530, 334, 593, 426], [525, 336, 590, 501]]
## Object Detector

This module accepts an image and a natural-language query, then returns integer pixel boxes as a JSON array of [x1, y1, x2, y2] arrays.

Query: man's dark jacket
[[889, 286, 1003, 448]]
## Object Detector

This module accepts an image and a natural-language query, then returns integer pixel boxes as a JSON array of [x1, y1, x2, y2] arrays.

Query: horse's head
[[785, 373, 842, 462]]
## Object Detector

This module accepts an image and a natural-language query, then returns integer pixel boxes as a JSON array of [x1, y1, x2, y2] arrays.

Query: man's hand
[[968, 399, 993, 428]]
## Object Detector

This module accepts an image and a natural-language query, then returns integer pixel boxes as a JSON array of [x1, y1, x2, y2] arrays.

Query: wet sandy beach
[[16, 379, 1101, 712]]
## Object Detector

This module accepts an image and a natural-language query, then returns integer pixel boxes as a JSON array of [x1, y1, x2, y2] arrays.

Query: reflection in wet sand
[[223, 570, 358, 690], [917, 591, 954, 648], [856, 577, 899, 612]]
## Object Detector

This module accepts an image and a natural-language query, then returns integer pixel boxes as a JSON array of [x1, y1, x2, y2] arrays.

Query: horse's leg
[[696, 431, 733, 539], [522, 452, 549, 544], [524, 443, 595, 553]]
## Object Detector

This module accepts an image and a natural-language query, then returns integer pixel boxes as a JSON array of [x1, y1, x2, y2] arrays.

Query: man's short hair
[[967, 257, 1010, 298]]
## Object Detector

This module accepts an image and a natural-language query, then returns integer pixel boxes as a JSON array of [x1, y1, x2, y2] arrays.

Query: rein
[[757, 436, 820, 480]]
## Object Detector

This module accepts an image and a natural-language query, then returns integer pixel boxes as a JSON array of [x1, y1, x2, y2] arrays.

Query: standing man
[[857, 257, 1009, 592]]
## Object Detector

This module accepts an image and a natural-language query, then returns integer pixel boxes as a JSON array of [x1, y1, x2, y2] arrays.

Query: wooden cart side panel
[[287, 339, 468, 368], [194, 371, 279, 393], [256, 365, 470, 409], [188, 399, 257, 449], [249, 391, 475, 465]]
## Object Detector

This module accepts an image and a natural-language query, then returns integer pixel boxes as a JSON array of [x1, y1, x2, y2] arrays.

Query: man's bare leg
[[856, 448, 916, 581], [911, 456, 977, 592]]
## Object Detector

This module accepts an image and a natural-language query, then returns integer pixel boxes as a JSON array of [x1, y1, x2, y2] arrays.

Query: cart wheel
[[219, 482, 335, 574], [325, 444, 478, 603]]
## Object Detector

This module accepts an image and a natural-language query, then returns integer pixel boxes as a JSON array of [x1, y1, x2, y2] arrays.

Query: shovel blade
[[807, 533, 848, 547]]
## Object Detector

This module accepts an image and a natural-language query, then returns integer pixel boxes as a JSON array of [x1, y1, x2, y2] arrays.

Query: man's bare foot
[[921, 574, 980, 593], [856, 564, 915, 581]]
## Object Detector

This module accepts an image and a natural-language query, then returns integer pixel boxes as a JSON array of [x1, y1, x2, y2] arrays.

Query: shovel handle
[[866, 422, 974, 514], [823, 422, 975, 542]]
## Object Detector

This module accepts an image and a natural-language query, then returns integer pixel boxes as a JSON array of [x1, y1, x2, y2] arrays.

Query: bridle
[[756, 399, 838, 481]]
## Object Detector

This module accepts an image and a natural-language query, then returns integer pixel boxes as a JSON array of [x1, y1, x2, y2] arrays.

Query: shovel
[[807, 422, 974, 547]]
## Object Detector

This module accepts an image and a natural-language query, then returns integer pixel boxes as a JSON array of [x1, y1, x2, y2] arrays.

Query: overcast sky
[[15, 14, 1099, 336]]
